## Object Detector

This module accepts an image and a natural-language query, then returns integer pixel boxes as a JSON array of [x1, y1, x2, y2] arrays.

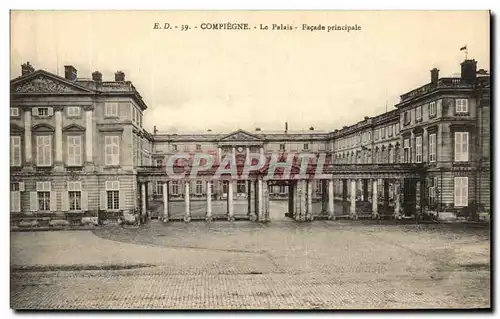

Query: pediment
[[11, 70, 95, 94], [10, 123, 24, 133], [63, 124, 86, 132], [32, 123, 55, 132], [220, 129, 262, 141]]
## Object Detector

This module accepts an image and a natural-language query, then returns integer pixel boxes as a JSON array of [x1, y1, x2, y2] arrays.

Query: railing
[[400, 78, 471, 102]]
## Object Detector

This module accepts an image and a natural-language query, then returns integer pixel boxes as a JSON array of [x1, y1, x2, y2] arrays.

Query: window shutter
[[47, 107, 54, 116], [454, 178, 460, 207], [81, 191, 88, 211], [119, 185, 126, 210], [11, 191, 21, 212], [462, 133, 469, 161], [50, 191, 58, 212], [36, 136, 44, 166], [100, 191, 107, 210], [454, 133, 461, 162], [462, 178, 468, 207], [19, 182, 25, 192], [30, 191, 38, 211], [32, 107, 38, 116], [61, 191, 69, 211]]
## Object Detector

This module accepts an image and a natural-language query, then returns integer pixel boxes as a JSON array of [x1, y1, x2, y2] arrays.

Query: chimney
[[64, 65, 77, 81], [364, 116, 369, 121], [461, 59, 477, 83], [255, 127, 261, 131], [21, 62, 35, 76], [115, 71, 125, 82], [430, 68, 439, 86], [285, 122, 288, 133], [309, 126, 314, 131], [92, 71, 102, 82], [153, 125, 158, 135]]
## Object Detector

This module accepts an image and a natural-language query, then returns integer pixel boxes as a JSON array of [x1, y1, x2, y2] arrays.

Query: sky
[[10, 11, 490, 133]]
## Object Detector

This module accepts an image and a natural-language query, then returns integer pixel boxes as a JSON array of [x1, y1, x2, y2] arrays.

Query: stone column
[[372, 179, 379, 218], [257, 179, 263, 221], [300, 181, 307, 221], [394, 180, 401, 219], [328, 179, 335, 220], [184, 181, 191, 222], [306, 180, 313, 221], [263, 181, 269, 222], [217, 147, 222, 163], [24, 109, 32, 165], [342, 179, 348, 215], [260, 146, 264, 157], [245, 147, 250, 165], [162, 181, 169, 222], [383, 179, 390, 214], [206, 180, 212, 221], [363, 179, 369, 202], [141, 182, 147, 219], [247, 180, 252, 216], [54, 106, 63, 165], [227, 180, 234, 221], [84, 106, 93, 164], [232, 146, 236, 162], [350, 179, 357, 219], [288, 182, 295, 219]]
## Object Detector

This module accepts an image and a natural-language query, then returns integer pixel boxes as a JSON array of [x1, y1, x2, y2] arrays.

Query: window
[[415, 136, 422, 163], [316, 180, 323, 194], [303, 143, 309, 150], [196, 181, 203, 195], [374, 129, 379, 140], [415, 106, 422, 121], [171, 181, 179, 195], [429, 134, 436, 162], [10, 136, 21, 166], [429, 177, 437, 206], [196, 144, 202, 151], [403, 138, 410, 163], [36, 135, 52, 166], [105, 103, 118, 117], [105, 136, 120, 166], [10, 108, 19, 117], [132, 106, 137, 123], [68, 181, 82, 211], [10, 182, 22, 212], [156, 158, 163, 167], [67, 106, 80, 117], [367, 132, 371, 141], [106, 181, 120, 210], [36, 181, 51, 211], [381, 127, 386, 139], [454, 132, 469, 162], [280, 144, 285, 151], [395, 123, 400, 134], [455, 99, 468, 114], [389, 147, 394, 163], [429, 101, 437, 117], [454, 177, 468, 207], [172, 144, 177, 151], [37, 107, 49, 116], [67, 136, 82, 166], [156, 181, 164, 195], [183, 145, 190, 152], [279, 185, 287, 194], [404, 111, 410, 125], [237, 181, 245, 193]]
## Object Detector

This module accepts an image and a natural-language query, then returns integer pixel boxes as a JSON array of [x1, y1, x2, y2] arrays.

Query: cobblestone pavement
[[11, 202, 490, 309]]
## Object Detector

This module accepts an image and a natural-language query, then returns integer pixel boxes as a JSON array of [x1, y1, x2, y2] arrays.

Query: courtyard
[[10, 202, 490, 309]]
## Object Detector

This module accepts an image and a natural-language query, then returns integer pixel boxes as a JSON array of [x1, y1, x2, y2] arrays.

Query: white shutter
[[454, 133, 461, 162], [61, 191, 69, 211], [29, 191, 38, 211], [50, 191, 58, 212], [81, 191, 88, 211], [10, 191, 21, 212], [100, 191, 107, 210], [32, 107, 38, 116], [36, 136, 44, 166], [19, 182, 25, 192], [462, 133, 469, 161], [75, 137, 82, 166], [462, 177, 468, 207], [112, 136, 120, 165], [47, 107, 54, 116]]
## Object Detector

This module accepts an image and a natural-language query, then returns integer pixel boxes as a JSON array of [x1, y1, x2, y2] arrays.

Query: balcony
[[400, 78, 472, 103]]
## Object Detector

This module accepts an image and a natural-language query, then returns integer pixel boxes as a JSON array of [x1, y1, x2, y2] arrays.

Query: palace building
[[9, 59, 490, 226]]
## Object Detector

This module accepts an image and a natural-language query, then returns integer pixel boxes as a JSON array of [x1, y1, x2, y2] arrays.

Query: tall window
[[10, 136, 21, 166], [156, 181, 164, 195], [106, 181, 120, 210], [454, 177, 468, 207], [36, 135, 52, 166], [381, 127, 386, 139], [374, 129, 379, 140], [415, 106, 422, 121], [429, 177, 437, 207], [429, 101, 437, 117], [196, 181, 203, 194], [105, 102, 118, 117], [455, 99, 468, 114], [68, 181, 82, 211], [279, 185, 287, 194], [415, 136, 422, 163], [395, 123, 400, 134], [237, 181, 245, 193], [429, 134, 437, 162], [316, 180, 323, 194], [303, 143, 309, 150], [37, 181, 51, 211], [367, 132, 371, 141], [171, 181, 179, 195], [388, 126, 393, 137], [404, 111, 410, 125], [403, 138, 410, 163], [10, 182, 22, 212], [280, 144, 285, 151], [105, 136, 120, 166], [454, 132, 469, 162], [67, 136, 82, 166]]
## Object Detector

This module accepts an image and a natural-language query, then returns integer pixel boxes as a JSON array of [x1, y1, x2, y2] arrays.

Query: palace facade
[[9, 59, 490, 226]]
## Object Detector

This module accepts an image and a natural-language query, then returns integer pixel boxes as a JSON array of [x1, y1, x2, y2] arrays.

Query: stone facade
[[10, 60, 491, 225]]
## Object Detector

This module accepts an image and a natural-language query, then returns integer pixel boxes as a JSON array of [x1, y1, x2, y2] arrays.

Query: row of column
[[23, 106, 93, 165], [217, 146, 264, 163]]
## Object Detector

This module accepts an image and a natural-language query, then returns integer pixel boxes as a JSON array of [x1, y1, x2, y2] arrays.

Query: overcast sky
[[10, 11, 490, 133]]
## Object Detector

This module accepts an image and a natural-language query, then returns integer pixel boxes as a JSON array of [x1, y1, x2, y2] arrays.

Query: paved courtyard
[[11, 202, 490, 309]]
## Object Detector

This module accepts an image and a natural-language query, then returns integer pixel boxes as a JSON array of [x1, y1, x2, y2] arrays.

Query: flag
[[460, 45, 467, 51]]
